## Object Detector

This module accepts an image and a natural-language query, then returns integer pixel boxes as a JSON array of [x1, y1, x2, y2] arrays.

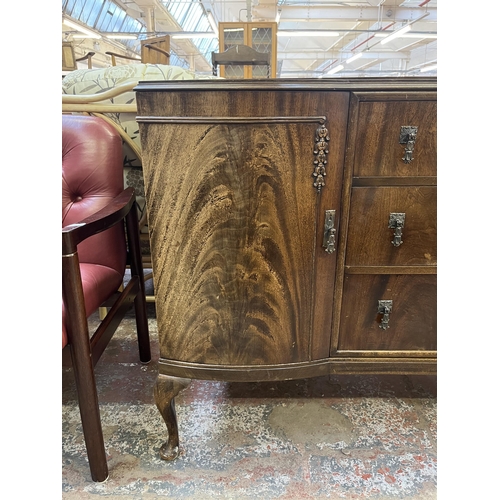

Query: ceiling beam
[[275, 6, 437, 22], [277, 51, 410, 60]]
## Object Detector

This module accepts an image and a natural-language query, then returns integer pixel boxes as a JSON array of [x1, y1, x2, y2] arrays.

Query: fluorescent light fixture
[[172, 32, 218, 39], [376, 33, 437, 39], [420, 63, 437, 72], [380, 24, 411, 45], [107, 34, 137, 40], [346, 52, 363, 64], [278, 30, 339, 37], [401, 33, 437, 39], [206, 10, 218, 34], [63, 18, 101, 39], [326, 64, 344, 75]]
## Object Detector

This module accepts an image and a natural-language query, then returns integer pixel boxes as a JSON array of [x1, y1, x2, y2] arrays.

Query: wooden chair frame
[[75, 51, 95, 69], [63, 186, 151, 481], [62, 86, 155, 301], [105, 51, 141, 66]]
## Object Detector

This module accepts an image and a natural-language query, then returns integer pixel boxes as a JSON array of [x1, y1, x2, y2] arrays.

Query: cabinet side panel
[[140, 122, 317, 365]]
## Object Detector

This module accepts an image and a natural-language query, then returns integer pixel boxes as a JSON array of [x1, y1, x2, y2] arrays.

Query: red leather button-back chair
[[62, 114, 151, 482]]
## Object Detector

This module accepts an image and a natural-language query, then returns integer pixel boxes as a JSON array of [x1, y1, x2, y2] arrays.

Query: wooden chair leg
[[126, 202, 151, 363], [98, 307, 108, 320], [64, 252, 109, 482], [70, 342, 109, 482]]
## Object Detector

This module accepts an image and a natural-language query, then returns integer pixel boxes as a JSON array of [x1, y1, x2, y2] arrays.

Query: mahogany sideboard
[[135, 78, 437, 460]]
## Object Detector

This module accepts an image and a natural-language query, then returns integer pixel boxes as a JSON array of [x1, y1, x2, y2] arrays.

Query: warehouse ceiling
[[62, 0, 437, 78]]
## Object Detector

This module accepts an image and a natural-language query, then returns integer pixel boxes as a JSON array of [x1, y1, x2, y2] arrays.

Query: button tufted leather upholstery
[[62, 114, 150, 482], [62, 115, 127, 347]]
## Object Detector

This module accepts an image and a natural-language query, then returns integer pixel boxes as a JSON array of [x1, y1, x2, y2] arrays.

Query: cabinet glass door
[[218, 22, 277, 78], [220, 24, 245, 78], [249, 26, 274, 78]]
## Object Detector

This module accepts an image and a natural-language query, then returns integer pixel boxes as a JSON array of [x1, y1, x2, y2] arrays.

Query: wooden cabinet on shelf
[[218, 22, 277, 78], [135, 78, 437, 460]]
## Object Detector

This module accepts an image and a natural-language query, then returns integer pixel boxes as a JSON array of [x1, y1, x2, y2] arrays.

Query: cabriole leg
[[154, 374, 191, 460]]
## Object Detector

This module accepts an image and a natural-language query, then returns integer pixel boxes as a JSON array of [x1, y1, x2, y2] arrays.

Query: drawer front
[[338, 274, 437, 351], [353, 100, 436, 178], [345, 186, 436, 267]]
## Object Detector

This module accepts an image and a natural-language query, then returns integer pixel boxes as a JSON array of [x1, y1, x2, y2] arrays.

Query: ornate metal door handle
[[388, 212, 405, 247], [399, 126, 418, 164], [313, 123, 330, 192], [378, 300, 393, 330], [322, 209, 336, 254]]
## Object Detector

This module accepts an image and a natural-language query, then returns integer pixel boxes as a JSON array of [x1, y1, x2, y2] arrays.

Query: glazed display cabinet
[[135, 78, 437, 459], [217, 22, 277, 78]]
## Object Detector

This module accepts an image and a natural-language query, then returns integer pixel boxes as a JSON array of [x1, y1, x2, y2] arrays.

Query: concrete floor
[[62, 278, 437, 499]]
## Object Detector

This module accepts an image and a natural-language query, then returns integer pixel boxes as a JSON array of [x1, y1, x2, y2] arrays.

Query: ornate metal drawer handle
[[399, 126, 418, 164], [388, 212, 405, 247], [378, 300, 393, 330], [322, 209, 336, 254]]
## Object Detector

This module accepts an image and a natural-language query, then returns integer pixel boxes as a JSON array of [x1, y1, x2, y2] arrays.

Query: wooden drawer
[[345, 186, 436, 267], [338, 274, 436, 351], [353, 100, 436, 178]]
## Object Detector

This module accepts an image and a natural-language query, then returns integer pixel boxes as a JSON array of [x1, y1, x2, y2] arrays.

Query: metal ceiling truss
[[62, 0, 437, 77]]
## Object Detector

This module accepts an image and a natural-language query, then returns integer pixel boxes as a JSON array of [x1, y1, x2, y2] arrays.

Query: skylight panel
[[95, 1, 117, 32], [108, 8, 126, 32]]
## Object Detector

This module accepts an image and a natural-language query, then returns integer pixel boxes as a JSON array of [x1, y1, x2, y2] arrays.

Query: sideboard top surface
[[134, 77, 437, 93]]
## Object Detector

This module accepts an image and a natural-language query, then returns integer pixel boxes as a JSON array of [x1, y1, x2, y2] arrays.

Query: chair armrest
[[75, 51, 95, 69], [143, 44, 171, 58], [62, 82, 137, 104], [62, 187, 136, 255], [105, 51, 141, 66], [75, 51, 95, 62]]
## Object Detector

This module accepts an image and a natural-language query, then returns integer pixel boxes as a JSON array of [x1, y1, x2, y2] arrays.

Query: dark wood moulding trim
[[345, 266, 437, 274], [352, 176, 437, 187], [336, 350, 437, 357], [136, 116, 327, 124], [158, 356, 437, 381], [134, 77, 436, 93], [354, 91, 437, 102]]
